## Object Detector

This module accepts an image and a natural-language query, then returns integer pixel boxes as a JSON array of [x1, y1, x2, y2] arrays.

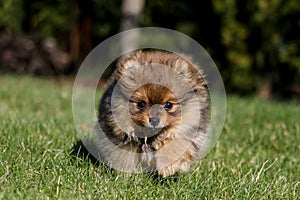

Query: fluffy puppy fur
[[97, 50, 210, 177]]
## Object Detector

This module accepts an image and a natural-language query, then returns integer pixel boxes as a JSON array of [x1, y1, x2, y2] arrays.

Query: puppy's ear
[[173, 58, 190, 75], [173, 58, 199, 83], [115, 51, 142, 80], [173, 57, 207, 89]]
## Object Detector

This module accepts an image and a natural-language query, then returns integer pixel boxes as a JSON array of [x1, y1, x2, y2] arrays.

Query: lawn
[[0, 74, 299, 199]]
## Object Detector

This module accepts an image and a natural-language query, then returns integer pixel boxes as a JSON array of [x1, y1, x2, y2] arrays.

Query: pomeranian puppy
[[97, 50, 210, 177]]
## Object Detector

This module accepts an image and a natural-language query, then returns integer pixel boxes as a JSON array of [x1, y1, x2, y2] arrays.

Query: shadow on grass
[[69, 140, 180, 184], [70, 140, 100, 165]]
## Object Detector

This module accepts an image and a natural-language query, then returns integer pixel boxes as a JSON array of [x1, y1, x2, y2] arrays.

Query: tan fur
[[97, 50, 210, 177]]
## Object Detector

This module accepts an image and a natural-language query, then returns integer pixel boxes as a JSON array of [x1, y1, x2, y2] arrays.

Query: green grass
[[0, 74, 299, 199]]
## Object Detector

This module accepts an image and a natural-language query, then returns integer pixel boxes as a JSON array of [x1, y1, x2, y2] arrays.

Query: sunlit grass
[[0, 74, 299, 199]]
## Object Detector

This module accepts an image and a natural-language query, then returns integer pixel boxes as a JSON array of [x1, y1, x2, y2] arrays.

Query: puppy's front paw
[[158, 165, 176, 178], [158, 159, 192, 178], [156, 142, 195, 177]]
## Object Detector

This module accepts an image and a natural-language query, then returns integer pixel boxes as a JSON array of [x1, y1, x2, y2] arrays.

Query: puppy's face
[[129, 83, 181, 133]]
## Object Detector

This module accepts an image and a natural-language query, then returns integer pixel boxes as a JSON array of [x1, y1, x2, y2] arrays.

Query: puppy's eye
[[164, 102, 173, 110], [137, 101, 146, 109]]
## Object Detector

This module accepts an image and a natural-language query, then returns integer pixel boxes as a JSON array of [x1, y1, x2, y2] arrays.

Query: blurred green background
[[0, 0, 299, 98]]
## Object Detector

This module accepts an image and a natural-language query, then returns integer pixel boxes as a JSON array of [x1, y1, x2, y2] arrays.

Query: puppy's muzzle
[[149, 117, 160, 127], [149, 104, 164, 128]]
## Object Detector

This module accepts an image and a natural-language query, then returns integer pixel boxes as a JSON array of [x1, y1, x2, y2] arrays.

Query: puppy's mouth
[[123, 126, 163, 148], [135, 126, 164, 149], [135, 126, 163, 139]]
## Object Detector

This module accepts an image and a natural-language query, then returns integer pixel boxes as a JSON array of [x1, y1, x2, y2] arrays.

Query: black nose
[[149, 117, 160, 127]]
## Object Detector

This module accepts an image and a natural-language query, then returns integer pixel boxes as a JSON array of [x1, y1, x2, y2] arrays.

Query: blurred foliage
[[0, 0, 23, 32], [213, 0, 300, 95], [0, 0, 299, 96]]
